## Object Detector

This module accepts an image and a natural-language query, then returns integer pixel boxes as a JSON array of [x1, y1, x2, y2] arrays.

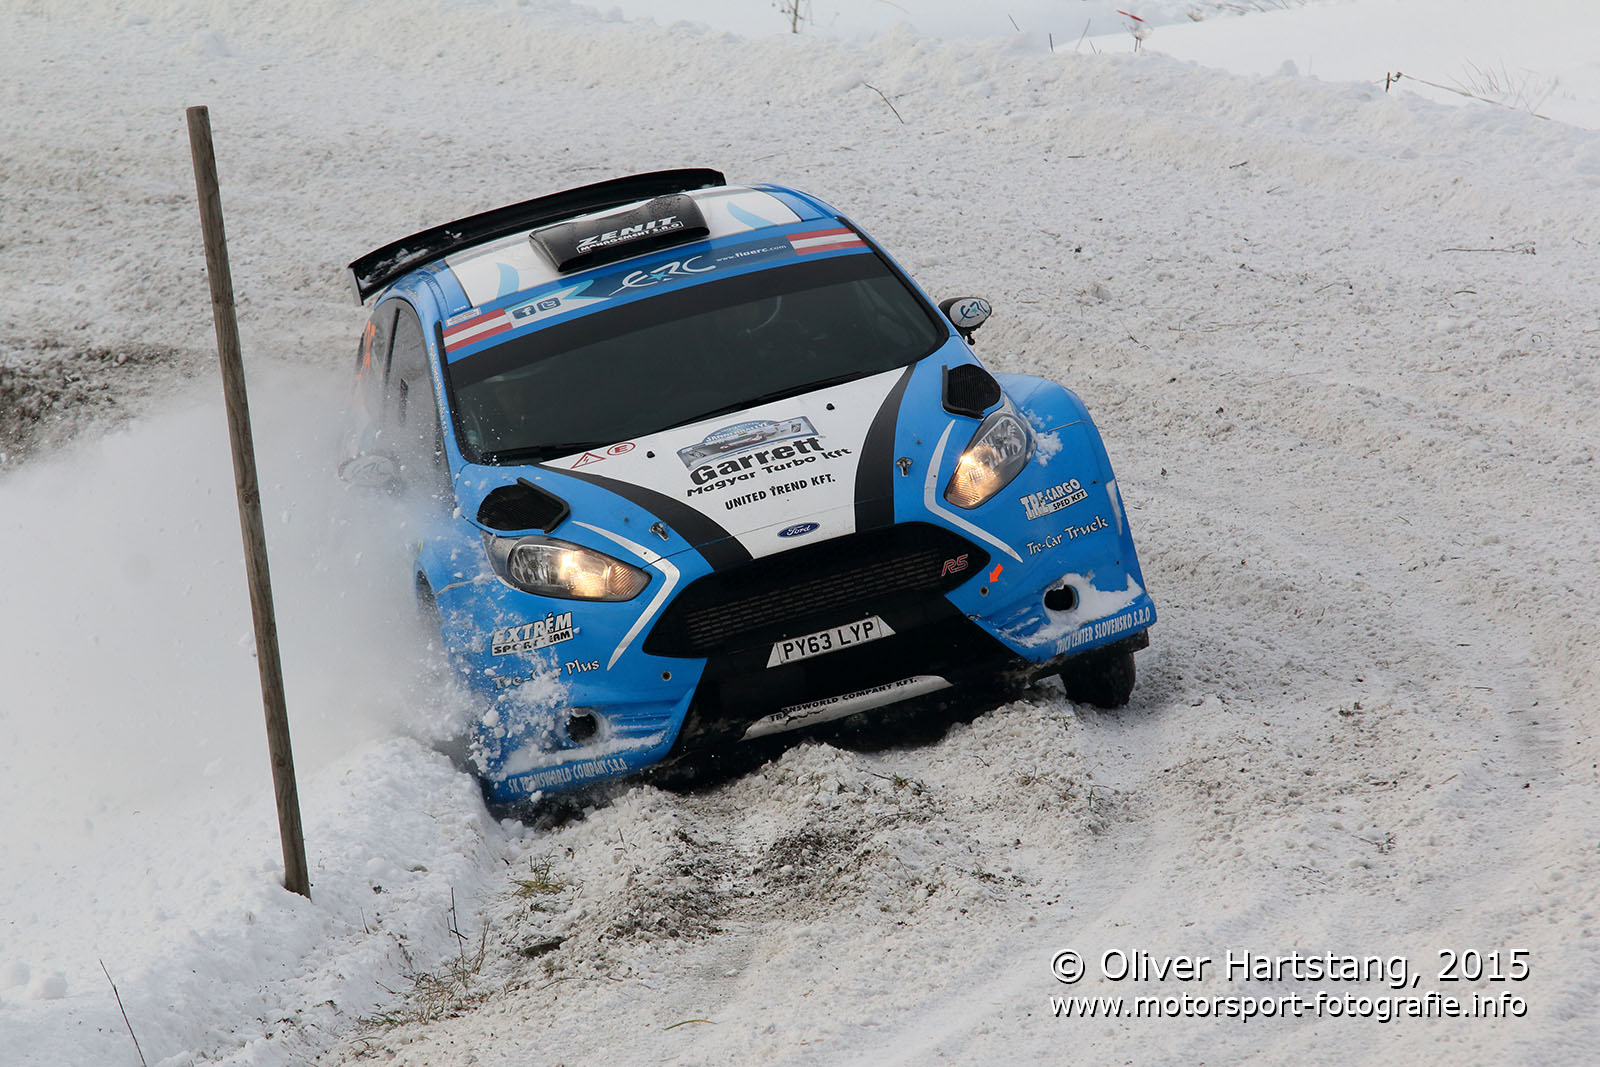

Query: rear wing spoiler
[[345, 168, 727, 304]]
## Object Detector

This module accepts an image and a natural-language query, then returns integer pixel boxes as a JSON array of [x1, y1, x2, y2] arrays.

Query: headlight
[[485, 534, 650, 601], [943, 401, 1033, 509]]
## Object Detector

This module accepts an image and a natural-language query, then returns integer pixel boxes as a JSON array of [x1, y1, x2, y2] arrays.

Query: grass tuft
[[512, 856, 565, 898]]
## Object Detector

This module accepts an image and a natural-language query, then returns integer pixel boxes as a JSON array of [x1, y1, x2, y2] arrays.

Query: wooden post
[[185, 105, 311, 900]]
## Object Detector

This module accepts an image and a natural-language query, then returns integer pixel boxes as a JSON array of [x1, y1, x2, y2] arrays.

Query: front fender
[[918, 371, 1154, 663], [997, 373, 1092, 436]]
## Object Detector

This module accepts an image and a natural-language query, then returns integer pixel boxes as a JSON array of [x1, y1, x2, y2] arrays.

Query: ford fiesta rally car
[[342, 169, 1156, 804]]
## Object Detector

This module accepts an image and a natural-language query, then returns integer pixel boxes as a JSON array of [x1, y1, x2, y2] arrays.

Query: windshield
[[446, 252, 944, 464]]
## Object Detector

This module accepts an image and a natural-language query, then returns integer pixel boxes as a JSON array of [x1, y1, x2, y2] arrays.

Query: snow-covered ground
[[582, 0, 1600, 129], [2, 0, 1597, 1063]]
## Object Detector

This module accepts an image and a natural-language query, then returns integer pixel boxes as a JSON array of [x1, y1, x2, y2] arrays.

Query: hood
[[547, 367, 911, 560]]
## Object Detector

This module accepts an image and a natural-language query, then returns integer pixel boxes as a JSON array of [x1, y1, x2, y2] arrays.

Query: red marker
[[989, 563, 1003, 583]]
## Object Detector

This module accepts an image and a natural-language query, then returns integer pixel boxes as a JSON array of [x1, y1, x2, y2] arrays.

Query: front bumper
[[473, 520, 1154, 805]]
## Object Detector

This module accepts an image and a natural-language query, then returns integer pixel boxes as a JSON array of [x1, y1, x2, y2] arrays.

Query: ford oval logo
[[778, 522, 820, 539]]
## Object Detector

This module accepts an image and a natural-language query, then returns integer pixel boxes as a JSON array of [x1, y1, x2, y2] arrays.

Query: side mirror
[[338, 451, 401, 491], [939, 297, 992, 340]]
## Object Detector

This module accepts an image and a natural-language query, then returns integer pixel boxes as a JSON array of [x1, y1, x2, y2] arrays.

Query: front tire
[[416, 573, 441, 628], [1060, 649, 1137, 709]]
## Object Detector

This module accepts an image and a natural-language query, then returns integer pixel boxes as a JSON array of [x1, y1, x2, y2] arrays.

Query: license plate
[[766, 616, 895, 668]]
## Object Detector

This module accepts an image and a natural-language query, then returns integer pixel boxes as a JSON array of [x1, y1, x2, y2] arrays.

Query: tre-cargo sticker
[[1022, 478, 1088, 521]]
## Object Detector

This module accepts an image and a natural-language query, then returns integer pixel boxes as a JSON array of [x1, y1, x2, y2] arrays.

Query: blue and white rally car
[[342, 169, 1155, 804]]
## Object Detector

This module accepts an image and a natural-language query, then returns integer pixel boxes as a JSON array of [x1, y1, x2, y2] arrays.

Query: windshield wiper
[[479, 370, 885, 464], [478, 442, 609, 465], [663, 370, 874, 432]]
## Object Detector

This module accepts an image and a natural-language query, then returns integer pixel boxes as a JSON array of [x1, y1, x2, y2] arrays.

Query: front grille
[[680, 552, 934, 650], [644, 522, 987, 658]]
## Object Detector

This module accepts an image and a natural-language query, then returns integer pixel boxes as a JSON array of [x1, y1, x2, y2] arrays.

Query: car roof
[[431, 192, 881, 364], [349, 169, 729, 302], [436, 184, 826, 318], [350, 171, 846, 319]]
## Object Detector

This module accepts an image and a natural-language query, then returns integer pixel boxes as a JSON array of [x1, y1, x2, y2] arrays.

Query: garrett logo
[[678, 416, 817, 468], [778, 522, 820, 539], [940, 554, 969, 576]]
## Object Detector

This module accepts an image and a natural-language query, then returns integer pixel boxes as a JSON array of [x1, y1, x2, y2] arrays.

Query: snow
[[1134, 0, 1600, 131], [2, 0, 1598, 1063], [571, 0, 1243, 42]]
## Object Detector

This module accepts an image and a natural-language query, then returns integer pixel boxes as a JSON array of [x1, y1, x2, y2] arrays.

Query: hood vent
[[941, 363, 1002, 419], [477, 478, 570, 533]]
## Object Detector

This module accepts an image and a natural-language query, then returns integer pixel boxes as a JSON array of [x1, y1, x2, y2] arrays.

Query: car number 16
[[767, 616, 896, 668]]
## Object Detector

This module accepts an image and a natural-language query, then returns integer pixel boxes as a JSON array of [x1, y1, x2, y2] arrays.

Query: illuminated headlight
[[485, 534, 650, 601], [944, 401, 1033, 509]]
